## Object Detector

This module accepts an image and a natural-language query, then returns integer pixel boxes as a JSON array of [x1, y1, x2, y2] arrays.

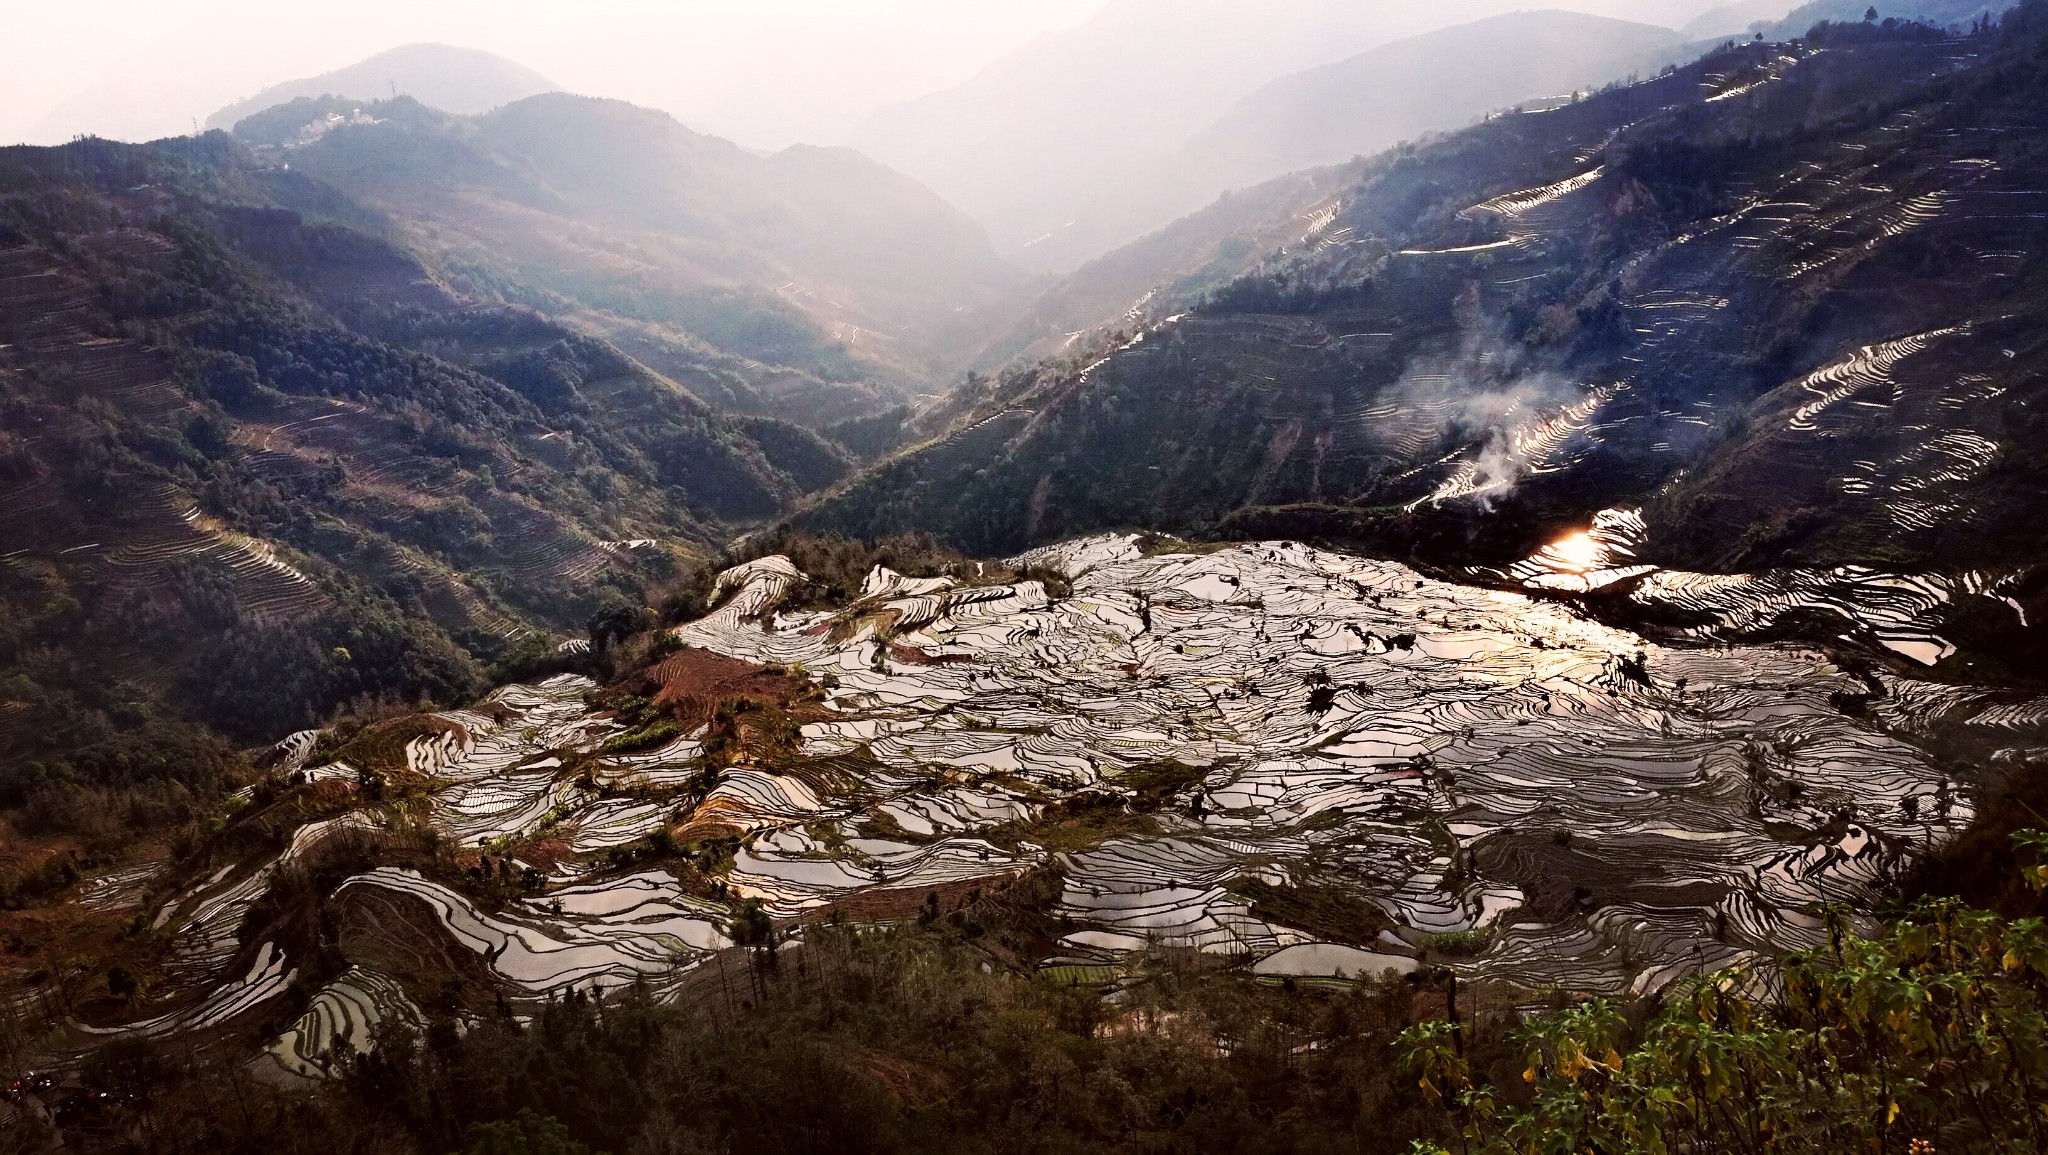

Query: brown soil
[[794, 874, 1022, 926], [633, 647, 826, 729], [1472, 831, 1729, 920], [851, 1048, 952, 1107], [321, 715, 457, 773], [1228, 878, 1396, 948], [333, 884, 504, 1003], [886, 643, 973, 666], [0, 825, 173, 1000], [671, 807, 749, 844], [0, 900, 146, 998]]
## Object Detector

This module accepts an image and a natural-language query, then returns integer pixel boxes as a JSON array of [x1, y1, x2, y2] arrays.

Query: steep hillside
[[804, 8, 2048, 656], [1017, 11, 1690, 274], [253, 94, 1024, 415], [941, 171, 1346, 400], [0, 133, 852, 830], [205, 43, 560, 131], [933, 1, 2027, 375]]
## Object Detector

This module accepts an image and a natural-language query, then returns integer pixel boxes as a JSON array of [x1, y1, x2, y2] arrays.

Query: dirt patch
[[333, 884, 503, 1002], [795, 874, 1021, 926], [633, 647, 825, 729], [0, 827, 174, 1003], [1227, 878, 1395, 947], [0, 897, 153, 1008], [886, 643, 973, 666], [1472, 831, 1729, 920], [673, 810, 749, 844], [851, 1048, 951, 1107], [980, 798, 1160, 854], [314, 715, 456, 774]]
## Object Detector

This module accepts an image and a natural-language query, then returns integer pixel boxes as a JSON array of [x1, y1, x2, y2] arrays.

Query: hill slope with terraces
[[805, 6, 2048, 676], [8, 532, 2047, 1149], [0, 134, 864, 828]]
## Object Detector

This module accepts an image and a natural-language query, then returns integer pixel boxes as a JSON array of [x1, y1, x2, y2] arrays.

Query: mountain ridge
[[800, 8, 2048, 683], [846, 0, 1738, 267], [236, 91, 1027, 422], [1014, 9, 1692, 275], [205, 43, 561, 132]]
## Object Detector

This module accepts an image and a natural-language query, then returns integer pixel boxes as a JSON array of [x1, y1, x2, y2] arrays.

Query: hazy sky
[[3, 0, 1110, 147], [5, 0, 1765, 150]]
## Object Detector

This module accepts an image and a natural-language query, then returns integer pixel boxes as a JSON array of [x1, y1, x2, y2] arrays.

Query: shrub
[[1402, 833, 2048, 1153]]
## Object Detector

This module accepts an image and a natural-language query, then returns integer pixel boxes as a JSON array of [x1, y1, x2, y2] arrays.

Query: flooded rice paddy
[[98, 534, 2046, 1072]]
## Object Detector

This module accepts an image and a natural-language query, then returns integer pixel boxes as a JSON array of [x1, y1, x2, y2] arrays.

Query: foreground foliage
[[15, 831, 2048, 1153], [9, 914, 1469, 1154], [1403, 835, 2048, 1154]]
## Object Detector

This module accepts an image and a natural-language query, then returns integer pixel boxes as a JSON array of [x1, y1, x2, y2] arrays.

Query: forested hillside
[[807, 9, 2048, 603], [0, 133, 849, 848]]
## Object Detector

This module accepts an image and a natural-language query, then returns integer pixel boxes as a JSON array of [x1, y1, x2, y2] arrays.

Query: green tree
[[1402, 833, 2048, 1153], [461, 1108, 592, 1155]]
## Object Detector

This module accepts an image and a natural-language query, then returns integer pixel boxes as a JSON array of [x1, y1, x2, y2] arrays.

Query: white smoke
[[1373, 304, 1599, 509]]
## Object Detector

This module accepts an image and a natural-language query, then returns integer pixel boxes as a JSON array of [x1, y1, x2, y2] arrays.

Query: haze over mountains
[[242, 92, 1020, 419], [842, 0, 2004, 270], [845, 0, 1735, 267], [205, 43, 561, 131], [1009, 10, 1693, 271], [5, 3, 1107, 150], [21, 2, 1807, 417], [810, 11, 2048, 640]]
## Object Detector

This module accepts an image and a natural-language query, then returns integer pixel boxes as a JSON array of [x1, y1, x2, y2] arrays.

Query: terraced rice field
[[77, 488, 334, 624], [472, 492, 612, 587], [333, 867, 728, 996], [670, 534, 1989, 994], [1312, 54, 2045, 530], [1417, 384, 1623, 508], [1787, 327, 1968, 432], [0, 243, 345, 628], [1496, 506, 2021, 666], [264, 967, 424, 1078], [85, 532, 2047, 1061]]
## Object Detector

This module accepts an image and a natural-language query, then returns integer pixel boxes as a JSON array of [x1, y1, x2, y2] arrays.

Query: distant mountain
[[0, 131, 868, 777], [235, 92, 1025, 422], [1764, 0, 2020, 34], [206, 44, 559, 131], [1681, 0, 1804, 39], [802, 8, 2048, 675], [843, 0, 1733, 269], [1016, 10, 1690, 274]]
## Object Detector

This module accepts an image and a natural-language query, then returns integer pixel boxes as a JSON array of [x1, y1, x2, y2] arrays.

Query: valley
[[4, 3, 2048, 1151]]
